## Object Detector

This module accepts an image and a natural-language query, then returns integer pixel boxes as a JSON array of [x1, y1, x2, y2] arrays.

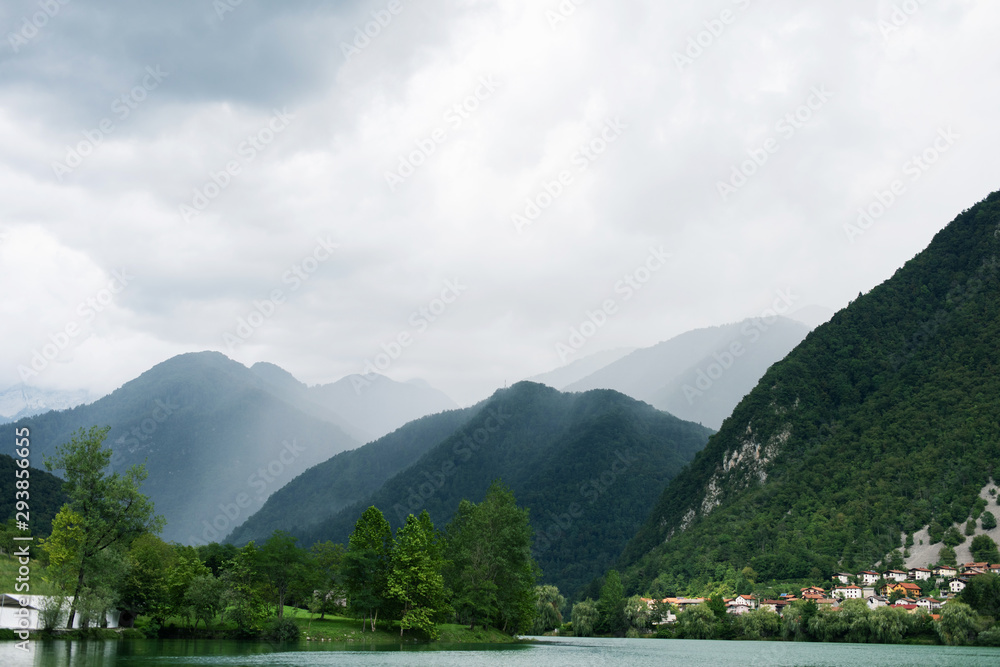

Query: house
[[989, 564, 1000, 574], [893, 603, 919, 612], [832, 573, 853, 585], [934, 565, 958, 578], [861, 586, 876, 598], [892, 597, 916, 606], [759, 599, 792, 615], [883, 569, 908, 583], [960, 562, 989, 572], [949, 579, 967, 594], [0, 594, 120, 630], [867, 596, 889, 610], [859, 571, 880, 586], [881, 582, 922, 598], [815, 598, 839, 610], [917, 598, 942, 611], [731, 595, 757, 611], [832, 585, 863, 600], [800, 586, 825, 597], [908, 567, 932, 581]]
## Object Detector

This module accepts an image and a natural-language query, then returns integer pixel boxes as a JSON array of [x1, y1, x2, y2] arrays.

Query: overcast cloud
[[2, 0, 999, 405]]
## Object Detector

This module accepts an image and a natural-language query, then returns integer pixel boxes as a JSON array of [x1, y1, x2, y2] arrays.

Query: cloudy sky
[[1, 0, 998, 406]]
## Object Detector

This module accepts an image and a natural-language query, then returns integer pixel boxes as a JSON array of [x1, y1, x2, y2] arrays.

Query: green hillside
[[618, 190, 1000, 594], [283, 382, 712, 599], [0, 453, 66, 538], [227, 405, 477, 545]]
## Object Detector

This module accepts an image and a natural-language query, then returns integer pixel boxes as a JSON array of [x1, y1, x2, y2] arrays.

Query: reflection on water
[[3, 636, 1000, 667]]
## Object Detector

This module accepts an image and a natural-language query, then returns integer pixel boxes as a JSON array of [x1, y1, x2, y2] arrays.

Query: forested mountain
[[16, 352, 360, 543], [618, 190, 1000, 596], [0, 453, 66, 537], [563, 318, 810, 429], [252, 382, 713, 599], [227, 405, 478, 545]]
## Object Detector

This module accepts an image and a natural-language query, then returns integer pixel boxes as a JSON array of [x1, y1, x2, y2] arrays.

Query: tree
[[982, 511, 998, 530], [571, 599, 599, 637], [117, 533, 175, 627], [596, 570, 627, 635], [676, 604, 716, 639], [186, 574, 226, 629], [936, 602, 983, 646], [43, 426, 163, 628], [259, 531, 306, 617], [308, 541, 347, 619], [531, 585, 565, 635], [221, 542, 268, 636], [444, 481, 538, 634], [970, 535, 1000, 564], [959, 574, 1000, 619], [387, 512, 448, 639], [965, 519, 977, 536], [938, 544, 957, 567], [943, 526, 966, 547], [167, 545, 211, 624], [624, 594, 651, 633], [344, 506, 393, 632]]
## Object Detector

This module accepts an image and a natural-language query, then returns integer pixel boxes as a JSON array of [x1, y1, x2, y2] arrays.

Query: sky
[[1, 0, 999, 407]]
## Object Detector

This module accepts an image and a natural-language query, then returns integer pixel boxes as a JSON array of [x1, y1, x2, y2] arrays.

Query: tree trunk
[[66, 566, 86, 628], [371, 609, 378, 632]]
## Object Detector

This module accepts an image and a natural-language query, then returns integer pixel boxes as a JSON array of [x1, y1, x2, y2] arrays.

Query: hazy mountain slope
[[0, 453, 67, 537], [526, 348, 636, 390], [618, 190, 1000, 593], [227, 405, 477, 545], [17, 352, 359, 543], [286, 382, 713, 599], [564, 318, 810, 429]]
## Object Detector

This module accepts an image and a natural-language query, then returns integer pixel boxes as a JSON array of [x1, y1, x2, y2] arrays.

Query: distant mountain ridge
[[563, 317, 810, 429], [0, 385, 91, 422]]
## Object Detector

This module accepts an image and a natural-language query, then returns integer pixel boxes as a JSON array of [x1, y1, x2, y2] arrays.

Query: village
[[642, 562, 1000, 624]]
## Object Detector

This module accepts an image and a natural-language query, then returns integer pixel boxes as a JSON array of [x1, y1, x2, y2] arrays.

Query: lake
[[3, 636, 1000, 666]]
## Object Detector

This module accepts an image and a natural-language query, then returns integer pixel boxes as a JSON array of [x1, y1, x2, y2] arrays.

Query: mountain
[[17, 352, 360, 543], [254, 381, 713, 599], [0, 385, 91, 422], [564, 317, 811, 429], [618, 190, 1000, 594], [0, 453, 67, 537], [247, 363, 458, 443], [227, 405, 478, 545], [526, 348, 636, 390]]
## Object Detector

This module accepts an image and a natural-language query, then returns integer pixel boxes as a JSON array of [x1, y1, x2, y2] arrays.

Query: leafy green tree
[[387, 512, 448, 639], [308, 541, 347, 619], [735, 608, 780, 639], [571, 599, 599, 637], [117, 533, 175, 627], [939, 544, 957, 567], [221, 542, 268, 636], [344, 506, 393, 632], [676, 604, 716, 639], [928, 521, 945, 544], [970, 535, 1000, 564], [596, 570, 627, 635], [943, 526, 966, 547], [43, 426, 164, 628], [444, 481, 538, 634], [186, 574, 226, 629], [624, 594, 650, 633], [167, 545, 211, 624], [936, 602, 983, 646], [965, 519, 977, 536], [531, 585, 565, 635], [959, 574, 1000, 619], [259, 530, 306, 617], [982, 511, 998, 530]]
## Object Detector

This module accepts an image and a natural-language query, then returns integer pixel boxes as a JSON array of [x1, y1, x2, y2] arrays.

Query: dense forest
[[618, 190, 1000, 593]]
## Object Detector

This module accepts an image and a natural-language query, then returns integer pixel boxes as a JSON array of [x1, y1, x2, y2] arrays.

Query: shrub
[[263, 617, 300, 643]]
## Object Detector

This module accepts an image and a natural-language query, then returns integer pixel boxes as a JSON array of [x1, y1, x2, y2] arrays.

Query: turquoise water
[[3, 636, 1000, 666]]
